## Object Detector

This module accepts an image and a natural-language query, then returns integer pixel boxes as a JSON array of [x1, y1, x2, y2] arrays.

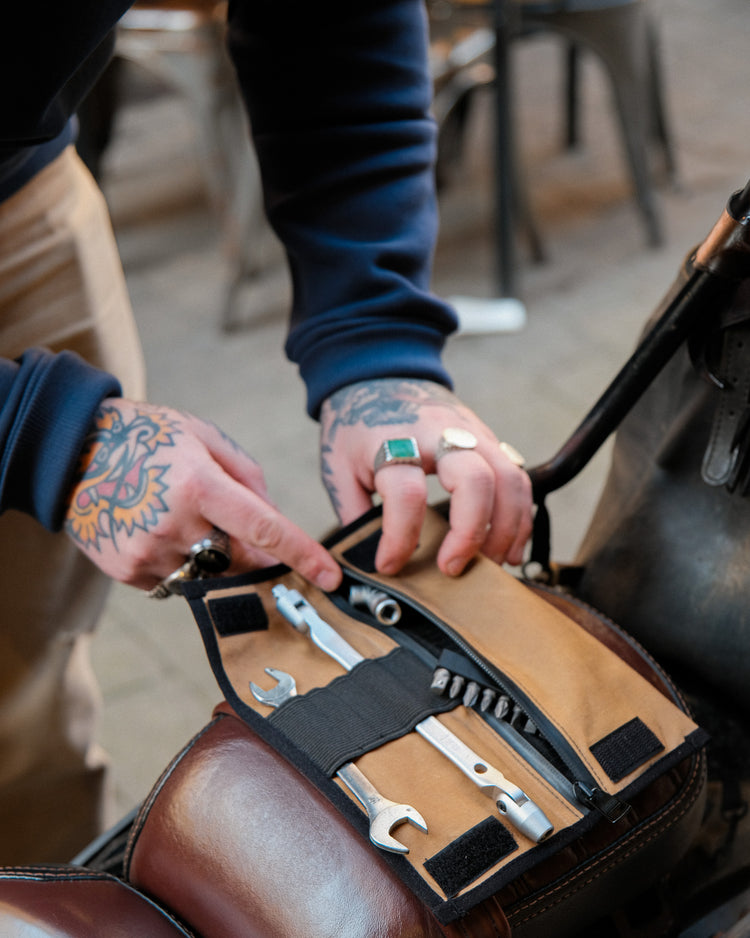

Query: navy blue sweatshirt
[[0, 0, 457, 530]]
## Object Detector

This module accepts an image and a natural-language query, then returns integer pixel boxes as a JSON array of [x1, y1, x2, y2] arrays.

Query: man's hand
[[320, 379, 533, 577], [65, 398, 342, 592]]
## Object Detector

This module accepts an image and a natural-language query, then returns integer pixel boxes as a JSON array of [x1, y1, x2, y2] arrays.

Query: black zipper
[[334, 569, 630, 822]]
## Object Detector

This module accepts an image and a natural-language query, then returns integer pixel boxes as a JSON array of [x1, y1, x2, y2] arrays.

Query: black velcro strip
[[341, 529, 382, 573], [590, 717, 665, 783], [208, 593, 268, 636], [267, 647, 457, 775], [424, 817, 518, 898]]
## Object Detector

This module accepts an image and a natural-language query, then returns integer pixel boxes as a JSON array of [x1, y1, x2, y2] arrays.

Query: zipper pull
[[574, 782, 631, 823]]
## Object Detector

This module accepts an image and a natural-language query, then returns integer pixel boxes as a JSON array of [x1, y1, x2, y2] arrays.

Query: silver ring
[[373, 437, 422, 474], [498, 441, 526, 468], [435, 427, 478, 462], [148, 526, 231, 599]]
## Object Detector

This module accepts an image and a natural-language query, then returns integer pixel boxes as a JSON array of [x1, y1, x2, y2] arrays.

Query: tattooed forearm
[[322, 378, 458, 442], [65, 403, 181, 552]]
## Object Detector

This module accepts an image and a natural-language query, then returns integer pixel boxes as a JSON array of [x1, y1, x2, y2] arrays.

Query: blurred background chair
[[78, 0, 676, 329], [515, 0, 676, 246], [78, 0, 281, 332], [116, 1, 283, 331], [427, 0, 677, 303]]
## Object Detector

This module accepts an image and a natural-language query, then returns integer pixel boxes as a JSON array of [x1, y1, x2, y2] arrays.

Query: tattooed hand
[[319, 379, 533, 577], [65, 398, 342, 592]]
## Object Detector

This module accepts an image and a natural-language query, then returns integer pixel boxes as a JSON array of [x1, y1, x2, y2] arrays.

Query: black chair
[[516, 0, 675, 247], [428, 0, 677, 300]]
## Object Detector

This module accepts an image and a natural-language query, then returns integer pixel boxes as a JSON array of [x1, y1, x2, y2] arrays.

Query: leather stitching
[[507, 752, 705, 925]]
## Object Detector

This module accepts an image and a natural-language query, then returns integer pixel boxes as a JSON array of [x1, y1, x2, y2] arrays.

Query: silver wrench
[[249, 664, 428, 854], [249, 667, 297, 706], [335, 763, 427, 856], [272, 585, 554, 844]]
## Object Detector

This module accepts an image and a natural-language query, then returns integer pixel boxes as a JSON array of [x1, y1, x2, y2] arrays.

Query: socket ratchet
[[272, 585, 554, 843]]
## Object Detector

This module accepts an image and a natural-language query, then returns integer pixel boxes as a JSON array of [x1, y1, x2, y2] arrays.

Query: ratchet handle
[[497, 790, 554, 844], [416, 716, 553, 844]]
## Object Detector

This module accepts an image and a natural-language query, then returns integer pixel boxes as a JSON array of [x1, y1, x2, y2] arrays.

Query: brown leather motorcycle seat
[[0, 866, 192, 937], [124, 705, 506, 938]]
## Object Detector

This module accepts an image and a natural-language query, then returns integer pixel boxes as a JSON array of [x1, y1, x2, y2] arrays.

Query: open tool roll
[[148, 506, 709, 937]]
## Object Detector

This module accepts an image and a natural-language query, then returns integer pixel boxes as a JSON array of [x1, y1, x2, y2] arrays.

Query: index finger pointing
[[207, 481, 342, 592]]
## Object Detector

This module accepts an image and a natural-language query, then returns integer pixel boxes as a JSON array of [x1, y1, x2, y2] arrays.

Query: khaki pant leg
[[0, 146, 146, 863]]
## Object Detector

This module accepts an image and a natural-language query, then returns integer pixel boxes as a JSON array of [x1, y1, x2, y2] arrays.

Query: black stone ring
[[189, 527, 232, 576], [148, 527, 232, 599]]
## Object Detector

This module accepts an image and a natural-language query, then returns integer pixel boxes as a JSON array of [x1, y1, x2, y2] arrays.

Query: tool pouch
[[129, 506, 707, 937]]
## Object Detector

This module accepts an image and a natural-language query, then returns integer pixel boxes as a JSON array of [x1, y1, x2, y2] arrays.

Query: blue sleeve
[[0, 349, 121, 531], [226, 0, 458, 417]]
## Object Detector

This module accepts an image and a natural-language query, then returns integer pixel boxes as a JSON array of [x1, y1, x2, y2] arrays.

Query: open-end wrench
[[249, 667, 297, 706], [335, 763, 427, 855], [249, 665, 428, 854], [272, 585, 554, 844]]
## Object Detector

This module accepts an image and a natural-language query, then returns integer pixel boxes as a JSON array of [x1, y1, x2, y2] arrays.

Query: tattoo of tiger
[[66, 404, 180, 552]]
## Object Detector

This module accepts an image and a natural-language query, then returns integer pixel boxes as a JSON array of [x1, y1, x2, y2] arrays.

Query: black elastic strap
[[436, 648, 489, 685], [267, 647, 458, 776], [528, 497, 551, 575]]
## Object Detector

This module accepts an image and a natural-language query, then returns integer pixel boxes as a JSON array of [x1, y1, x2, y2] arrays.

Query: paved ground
[[90, 0, 750, 820]]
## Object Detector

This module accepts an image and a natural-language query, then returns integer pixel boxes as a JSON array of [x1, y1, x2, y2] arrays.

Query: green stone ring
[[373, 437, 422, 474]]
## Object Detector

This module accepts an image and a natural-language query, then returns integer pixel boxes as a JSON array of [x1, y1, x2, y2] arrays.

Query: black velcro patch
[[341, 529, 382, 573], [207, 593, 269, 636], [424, 817, 518, 898], [590, 717, 664, 783]]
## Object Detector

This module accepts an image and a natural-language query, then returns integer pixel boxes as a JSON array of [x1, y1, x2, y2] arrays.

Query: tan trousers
[[0, 147, 146, 863]]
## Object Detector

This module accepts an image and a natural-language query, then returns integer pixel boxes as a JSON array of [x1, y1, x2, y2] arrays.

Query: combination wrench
[[250, 666, 428, 855], [272, 584, 554, 844]]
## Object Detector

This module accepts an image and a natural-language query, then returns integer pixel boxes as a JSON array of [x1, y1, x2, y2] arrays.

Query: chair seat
[[123, 706, 453, 938]]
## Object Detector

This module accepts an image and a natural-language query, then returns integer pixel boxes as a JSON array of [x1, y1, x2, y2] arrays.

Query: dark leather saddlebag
[[576, 270, 750, 717]]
